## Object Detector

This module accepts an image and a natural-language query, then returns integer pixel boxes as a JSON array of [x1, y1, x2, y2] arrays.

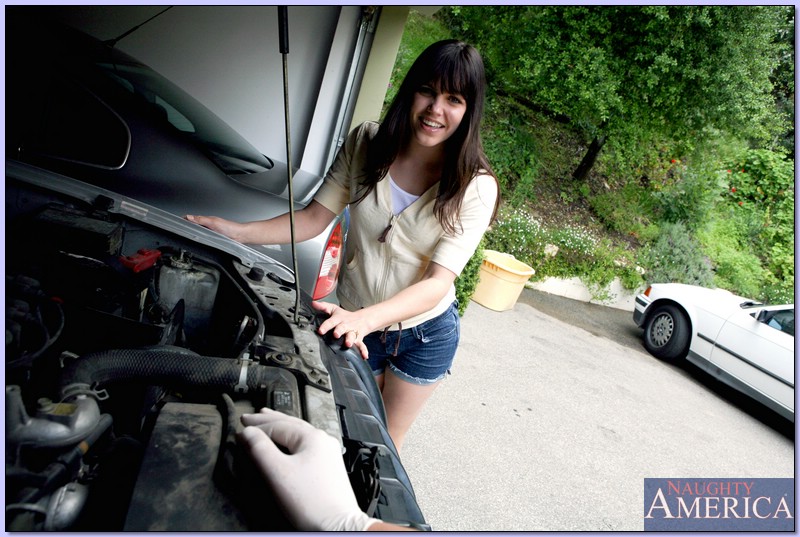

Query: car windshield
[[97, 61, 273, 175]]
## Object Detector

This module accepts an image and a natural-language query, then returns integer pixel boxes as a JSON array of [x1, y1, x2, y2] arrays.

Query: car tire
[[643, 304, 689, 362]]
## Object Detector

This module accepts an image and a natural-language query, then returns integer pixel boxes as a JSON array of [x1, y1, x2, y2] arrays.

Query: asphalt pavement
[[399, 288, 795, 532]]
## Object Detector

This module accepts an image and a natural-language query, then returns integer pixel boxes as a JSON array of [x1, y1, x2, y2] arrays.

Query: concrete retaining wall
[[526, 277, 644, 311]]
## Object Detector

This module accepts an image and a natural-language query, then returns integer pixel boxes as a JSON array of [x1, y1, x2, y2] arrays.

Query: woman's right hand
[[185, 214, 243, 242]]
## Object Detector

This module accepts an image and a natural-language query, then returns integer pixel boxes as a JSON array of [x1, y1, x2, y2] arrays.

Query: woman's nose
[[427, 95, 444, 113]]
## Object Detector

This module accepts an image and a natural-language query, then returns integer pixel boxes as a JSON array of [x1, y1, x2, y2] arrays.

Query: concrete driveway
[[399, 290, 794, 531]]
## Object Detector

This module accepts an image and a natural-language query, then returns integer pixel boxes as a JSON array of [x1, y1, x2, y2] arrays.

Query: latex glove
[[238, 408, 380, 532]]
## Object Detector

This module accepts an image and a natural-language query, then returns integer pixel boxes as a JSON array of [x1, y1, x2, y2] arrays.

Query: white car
[[633, 283, 794, 422]]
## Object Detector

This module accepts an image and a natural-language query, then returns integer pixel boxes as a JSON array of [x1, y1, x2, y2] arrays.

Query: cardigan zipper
[[377, 223, 392, 242], [376, 213, 397, 306], [377, 214, 397, 243]]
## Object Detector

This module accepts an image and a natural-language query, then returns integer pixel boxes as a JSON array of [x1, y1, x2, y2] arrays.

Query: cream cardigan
[[314, 122, 498, 329]]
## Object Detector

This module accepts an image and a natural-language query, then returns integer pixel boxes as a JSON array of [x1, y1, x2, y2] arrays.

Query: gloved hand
[[238, 408, 380, 532]]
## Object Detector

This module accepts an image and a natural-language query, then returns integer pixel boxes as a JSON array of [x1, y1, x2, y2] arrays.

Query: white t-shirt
[[388, 174, 420, 215]]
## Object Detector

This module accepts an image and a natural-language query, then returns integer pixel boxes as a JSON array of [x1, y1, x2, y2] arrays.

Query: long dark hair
[[359, 40, 499, 234]]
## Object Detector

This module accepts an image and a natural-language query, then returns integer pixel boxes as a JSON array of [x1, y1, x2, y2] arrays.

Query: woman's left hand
[[312, 301, 370, 360]]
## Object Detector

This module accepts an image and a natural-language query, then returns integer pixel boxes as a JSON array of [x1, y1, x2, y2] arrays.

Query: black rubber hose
[[59, 346, 294, 397]]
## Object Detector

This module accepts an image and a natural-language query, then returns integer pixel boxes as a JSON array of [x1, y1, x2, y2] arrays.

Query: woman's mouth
[[420, 118, 444, 130]]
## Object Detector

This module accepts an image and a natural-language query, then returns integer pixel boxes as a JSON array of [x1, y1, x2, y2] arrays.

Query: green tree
[[442, 6, 787, 180], [770, 7, 795, 158]]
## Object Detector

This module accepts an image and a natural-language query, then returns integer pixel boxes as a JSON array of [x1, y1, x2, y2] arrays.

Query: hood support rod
[[278, 6, 302, 325]]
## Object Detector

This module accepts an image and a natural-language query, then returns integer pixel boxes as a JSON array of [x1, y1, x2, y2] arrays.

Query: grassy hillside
[[387, 10, 794, 307]]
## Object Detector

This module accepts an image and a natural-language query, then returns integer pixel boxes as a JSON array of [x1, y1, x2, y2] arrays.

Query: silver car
[[5, 10, 426, 531], [5, 8, 344, 301]]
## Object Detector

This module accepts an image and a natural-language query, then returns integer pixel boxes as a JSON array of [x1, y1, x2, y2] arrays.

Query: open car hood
[[5, 159, 428, 531]]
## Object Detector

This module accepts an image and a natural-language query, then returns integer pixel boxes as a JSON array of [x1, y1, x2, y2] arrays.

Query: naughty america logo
[[644, 478, 794, 531]]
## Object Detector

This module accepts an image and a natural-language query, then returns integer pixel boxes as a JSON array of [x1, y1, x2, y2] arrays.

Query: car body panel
[[634, 283, 794, 422], [5, 10, 425, 531], [7, 160, 295, 280], [707, 305, 794, 415], [5, 8, 340, 297], [6, 160, 427, 530]]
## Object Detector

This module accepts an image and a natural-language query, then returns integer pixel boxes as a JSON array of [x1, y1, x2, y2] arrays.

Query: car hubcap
[[650, 313, 673, 347]]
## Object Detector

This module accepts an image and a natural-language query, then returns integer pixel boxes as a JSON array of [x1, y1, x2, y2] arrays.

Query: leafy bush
[[698, 213, 770, 300], [651, 160, 726, 231], [454, 237, 485, 316], [725, 149, 794, 279], [698, 148, 795, 302], [638, 222, 714, 287], [537, 232, 644, 299], [482, 207, 546, 269], [481, 96, 546, 206], [540, 225, 599, 273], [760, 276, 795, 306], [483, 207, 644, 299], [590, 182, 660, 244]]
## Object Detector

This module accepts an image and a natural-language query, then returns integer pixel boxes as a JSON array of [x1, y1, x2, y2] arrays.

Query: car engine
[[5, 187, 386, 530]]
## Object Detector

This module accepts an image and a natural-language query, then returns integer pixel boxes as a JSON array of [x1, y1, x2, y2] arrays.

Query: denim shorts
[[364, 301, 460, 386]]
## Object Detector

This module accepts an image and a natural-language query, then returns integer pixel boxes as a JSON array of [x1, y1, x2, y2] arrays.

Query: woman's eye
[[418, 86, 435, 96], [448, 95, 464, 105]]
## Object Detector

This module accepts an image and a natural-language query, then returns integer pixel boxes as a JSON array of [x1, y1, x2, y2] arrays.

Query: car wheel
[[643, 304, 689, 362]]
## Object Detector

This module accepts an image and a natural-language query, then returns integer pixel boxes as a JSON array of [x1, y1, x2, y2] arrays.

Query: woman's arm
[[314, 175, 497, 359], [185, 200, 336, 245]]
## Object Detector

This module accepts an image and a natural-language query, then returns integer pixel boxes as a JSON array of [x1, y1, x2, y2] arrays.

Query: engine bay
[[5, 189, 378, 530]]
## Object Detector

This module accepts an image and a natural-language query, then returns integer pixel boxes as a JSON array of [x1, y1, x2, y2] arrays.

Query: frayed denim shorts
[[364, 301, 460, 386]]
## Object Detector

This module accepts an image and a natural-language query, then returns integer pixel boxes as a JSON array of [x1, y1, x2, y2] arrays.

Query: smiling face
[[409, 83, 467, 150]]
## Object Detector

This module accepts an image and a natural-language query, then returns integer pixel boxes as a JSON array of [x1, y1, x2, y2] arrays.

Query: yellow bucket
[[471, 250, 535, 311]]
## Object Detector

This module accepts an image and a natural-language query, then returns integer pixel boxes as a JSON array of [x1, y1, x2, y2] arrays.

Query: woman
[[187, 40, 499, 451]]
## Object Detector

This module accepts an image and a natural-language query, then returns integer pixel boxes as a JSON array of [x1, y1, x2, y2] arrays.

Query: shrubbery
[[454, 238, 485, 316], [699, 148, 795, 303], [477, 207, 645, 302], [400, 10, 794, 309], [697, 214, 771, 300], [638, 222, 715, 288]]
